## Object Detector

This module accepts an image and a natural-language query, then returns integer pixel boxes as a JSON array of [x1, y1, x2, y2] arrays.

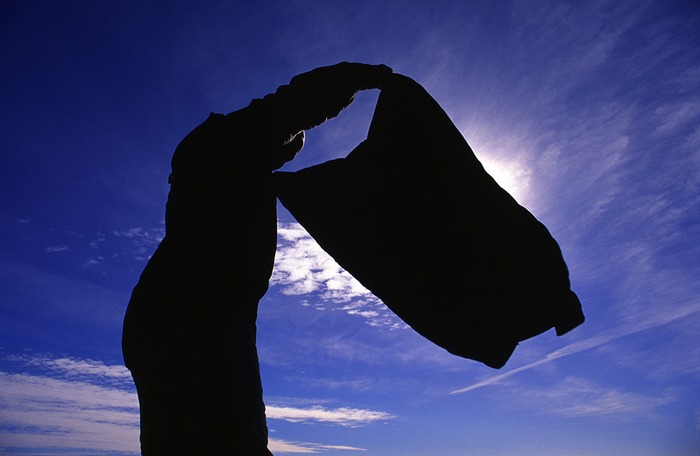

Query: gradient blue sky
[[1, 1, 699, 454]]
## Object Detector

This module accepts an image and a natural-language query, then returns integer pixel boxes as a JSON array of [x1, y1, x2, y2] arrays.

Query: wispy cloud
[[269, 439, 366, 454], [0, 354, 384, 454], [74, 226, 165, 270], [501, 376, 675, 420], [450, 302, 700, 395], [653, 99, 700, 136], [112, 227, 164, 248], [491, 1, 700, 399], [109, 227, 165, 261], [272, 223, 402, 328], [320, 445, 367, 451], [267, 404, 395, 427], [0, 354, 137, 453], [0, 370, 139, 454], [44, 244, 68, 253], [31, 226, 165, 275], [8, 354, 132, 384], [272, 223, 370, 300], [269, 439, 321, 454], [83, 257, 103, 267]]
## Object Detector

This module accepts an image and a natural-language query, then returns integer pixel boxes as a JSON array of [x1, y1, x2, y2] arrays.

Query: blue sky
[[1, 0, 699, 454]]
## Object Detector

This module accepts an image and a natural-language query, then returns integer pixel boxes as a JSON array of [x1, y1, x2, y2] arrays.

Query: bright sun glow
[[477, 154, 532, 204]]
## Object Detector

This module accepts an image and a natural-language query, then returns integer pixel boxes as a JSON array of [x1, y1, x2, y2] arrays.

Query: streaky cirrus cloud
[[44, 244, 68, 253], [267, 404, 395, 427], [485, 375, 677, 422], [0, 353, 387, 454], [0, 370, 139, 454], [269, 439, 367, 454], [8, 353, 132, 383], [450, 301, 700, 395], [516, 376, 675, 419]]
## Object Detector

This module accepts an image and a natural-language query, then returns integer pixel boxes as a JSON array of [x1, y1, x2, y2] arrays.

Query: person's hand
[[249, 62, 393, 141], [285, 62, 393, 131]]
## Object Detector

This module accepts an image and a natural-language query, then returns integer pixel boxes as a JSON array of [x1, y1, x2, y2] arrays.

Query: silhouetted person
[[123, 62, 584, 455], [122, 63, 392, 455]]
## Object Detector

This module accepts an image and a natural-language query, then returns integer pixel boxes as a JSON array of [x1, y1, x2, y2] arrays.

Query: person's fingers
[[270, 131, 305, 170], [279, 62, 393, 132], [285, 130, 305, 150], [289, 62, 393, 92], [240, 63, 393, 162]]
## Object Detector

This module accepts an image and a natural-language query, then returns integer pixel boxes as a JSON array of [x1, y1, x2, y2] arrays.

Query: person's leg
[[175, 320, 272, 455], [129, 325, 272, 456], [130, 367, 196, 456]]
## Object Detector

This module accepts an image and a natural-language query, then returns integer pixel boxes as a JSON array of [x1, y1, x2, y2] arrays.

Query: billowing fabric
[[274, 73, 584, 368]]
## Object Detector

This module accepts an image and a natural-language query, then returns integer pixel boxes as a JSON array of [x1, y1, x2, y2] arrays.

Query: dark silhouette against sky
[[2, 3, 698, 454], [123, 63, 582, 454]]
